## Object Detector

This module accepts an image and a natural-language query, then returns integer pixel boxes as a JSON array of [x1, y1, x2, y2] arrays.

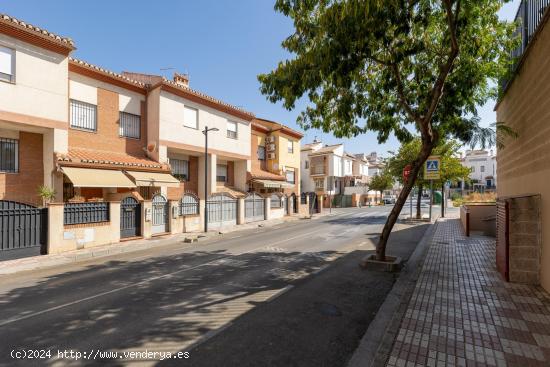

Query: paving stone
[[385, 218, 550, 366]]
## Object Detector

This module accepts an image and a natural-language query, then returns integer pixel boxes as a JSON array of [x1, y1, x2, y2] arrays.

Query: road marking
[[264, 285, 294, 302], [0, 228, 326, 327]]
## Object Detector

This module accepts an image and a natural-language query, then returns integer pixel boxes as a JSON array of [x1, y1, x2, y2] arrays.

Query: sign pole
[[429, 180, 433, 222], [409, 186, 413, 219]]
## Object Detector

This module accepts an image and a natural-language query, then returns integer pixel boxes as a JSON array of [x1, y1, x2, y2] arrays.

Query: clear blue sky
[[2, 0, 520, 157]]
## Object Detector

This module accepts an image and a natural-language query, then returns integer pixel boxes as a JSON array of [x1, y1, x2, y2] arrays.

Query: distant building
[[460, 150, 497, 189]]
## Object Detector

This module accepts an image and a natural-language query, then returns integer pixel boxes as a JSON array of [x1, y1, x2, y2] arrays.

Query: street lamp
[[202, 126, 219, 232]]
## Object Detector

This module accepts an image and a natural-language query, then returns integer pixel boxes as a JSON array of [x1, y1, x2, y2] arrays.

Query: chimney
[[173, 72, 189, 87]]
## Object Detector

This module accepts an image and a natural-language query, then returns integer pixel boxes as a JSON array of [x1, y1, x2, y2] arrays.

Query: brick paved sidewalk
[[386, 218, 550, 367]]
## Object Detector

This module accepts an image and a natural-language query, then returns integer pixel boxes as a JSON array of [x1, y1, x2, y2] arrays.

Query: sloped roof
[[247, 167, 286, 181], [57, 148, 169, 171], [0, 13, 75, 52]]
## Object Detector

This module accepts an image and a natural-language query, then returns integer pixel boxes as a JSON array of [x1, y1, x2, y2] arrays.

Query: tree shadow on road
[[0, 224, 429, 367]]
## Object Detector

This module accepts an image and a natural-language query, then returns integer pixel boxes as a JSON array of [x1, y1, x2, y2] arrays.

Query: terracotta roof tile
[[215, 185, 247, 198], [57, 148, 168, 170], [70, 58, 146, 88], [248, 168, 286, 181], [0, 13, 75, 48]]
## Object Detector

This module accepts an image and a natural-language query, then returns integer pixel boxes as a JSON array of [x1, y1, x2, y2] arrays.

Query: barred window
[[287, 140, 294, 153], [170, 158, 189, 181], [70, 99, 97, 131], [0, 138, 18, 173], [216, 164, 227, 182], [270, 193, 282, 208], [227, 120, 238, 139], [119, 112, 141, 139]]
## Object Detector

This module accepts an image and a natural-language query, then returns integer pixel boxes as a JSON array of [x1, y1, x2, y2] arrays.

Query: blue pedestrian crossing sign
[[424, 155, 441, 180]]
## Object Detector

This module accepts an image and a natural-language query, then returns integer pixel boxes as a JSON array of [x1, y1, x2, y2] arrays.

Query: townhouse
[[0, 14, 303, 260], [460, 149, 497, 191], [300, 140, 384, 208], [494, 1, 550, 291]]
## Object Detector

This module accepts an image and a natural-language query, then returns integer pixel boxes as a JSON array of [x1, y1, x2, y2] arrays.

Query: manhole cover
[[315, 302, 342, 317]]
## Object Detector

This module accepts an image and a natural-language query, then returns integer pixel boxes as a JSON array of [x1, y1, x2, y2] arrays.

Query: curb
[[346, 218, 440, 367]]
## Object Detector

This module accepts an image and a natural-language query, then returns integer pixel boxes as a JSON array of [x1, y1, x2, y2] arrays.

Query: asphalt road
[[0, 206, 428, 367]]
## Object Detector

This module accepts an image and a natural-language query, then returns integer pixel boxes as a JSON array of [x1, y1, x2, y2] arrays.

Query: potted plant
[[37, 185, 56, 207]]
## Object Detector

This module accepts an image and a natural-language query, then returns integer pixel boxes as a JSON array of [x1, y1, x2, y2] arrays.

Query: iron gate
[[291, 193, 298, 213], [284, 195, 290, 215], [152, 194, 169, 234], [120, 197, 141, 238], [308, 192, 318, 213], [244, 193, 265, 222], [0, 200, 47, 261], [207, 193, 237, 229]]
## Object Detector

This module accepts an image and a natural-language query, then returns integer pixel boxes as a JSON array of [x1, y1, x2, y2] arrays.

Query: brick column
[[142, 200, 152, 239]]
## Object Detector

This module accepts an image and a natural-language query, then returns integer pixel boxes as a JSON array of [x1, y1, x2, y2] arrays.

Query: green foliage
[[37, 185, 56, 204], [368, 170, 394, 193], [259, 0, 515, 145], [387, 138, 470, 185], [468, 121, 519, 150]]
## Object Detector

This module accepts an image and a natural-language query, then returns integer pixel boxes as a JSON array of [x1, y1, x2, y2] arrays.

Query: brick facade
[[68, 88, 147, 156], [0, 132, 44, 206], [167, 156, 199, 200], [496, 15, 550, 292]]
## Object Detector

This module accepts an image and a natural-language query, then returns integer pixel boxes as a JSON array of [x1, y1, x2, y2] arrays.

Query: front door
[[152, 194, 169, 234], [120, 197, 141, 238]]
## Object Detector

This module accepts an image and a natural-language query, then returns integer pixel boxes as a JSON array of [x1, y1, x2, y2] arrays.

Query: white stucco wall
[[300, 150, 314, 193], [0, 33, 68, 122], [158, 90, 250, 158]]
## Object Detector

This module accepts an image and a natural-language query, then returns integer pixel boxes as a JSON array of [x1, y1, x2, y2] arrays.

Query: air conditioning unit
[[267, 152, 276, 160], [266, 135, 275, 143], [267, 143, 276, 152]]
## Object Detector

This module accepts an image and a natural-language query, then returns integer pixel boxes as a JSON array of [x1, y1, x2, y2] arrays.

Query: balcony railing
[[501, 0, 550, 91], [310, 165, 325, 175]]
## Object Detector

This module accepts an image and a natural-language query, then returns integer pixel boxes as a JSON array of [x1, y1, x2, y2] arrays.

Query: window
[[0, 138, 18, 173], [184, 106, 198, 129], [216, 164, 228, 182], [119, 112, 140, 139], [315, 179, 324, 189], [286, 169, 295, 184], [0, 46, 15, 83], [170, 158, 189, 181], [70, 99, 97, 131], [227, 120, 238, 139], [305, 160, 309, 169], [287, 140, 294, 153], [257, 145, 266, 160], [480, 165, 485, 173], [471, 166, 475, 172]]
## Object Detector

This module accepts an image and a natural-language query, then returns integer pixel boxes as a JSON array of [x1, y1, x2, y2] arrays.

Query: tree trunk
[[416, 183, 423, 219], [365, 142, 435, 264]]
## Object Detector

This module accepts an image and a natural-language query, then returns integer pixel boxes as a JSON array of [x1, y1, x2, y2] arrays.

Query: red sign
[[403, 164, 412, 182]]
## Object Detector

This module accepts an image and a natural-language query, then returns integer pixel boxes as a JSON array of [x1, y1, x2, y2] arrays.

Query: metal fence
[[179, 193, 199, 216], [270, 194, 282, 208], [501, 0, 550, 90], [64, 202, 110, 225]]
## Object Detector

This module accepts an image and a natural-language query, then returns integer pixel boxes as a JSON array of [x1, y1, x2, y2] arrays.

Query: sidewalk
[[0, 214, 306, 276], [385, 218, 550, 367]]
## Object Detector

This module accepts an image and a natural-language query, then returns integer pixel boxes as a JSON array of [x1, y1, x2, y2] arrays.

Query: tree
[[368, 171, 394, 204], [468, 120, 518, 150], [259, 0, 514, 261], [387, 138, 470, 218]]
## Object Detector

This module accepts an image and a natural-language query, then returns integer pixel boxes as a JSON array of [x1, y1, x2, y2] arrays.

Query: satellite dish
[[146, 142, 157, 153]]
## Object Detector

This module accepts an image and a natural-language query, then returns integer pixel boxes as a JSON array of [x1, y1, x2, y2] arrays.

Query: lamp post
[[202, 126, 219, 232]]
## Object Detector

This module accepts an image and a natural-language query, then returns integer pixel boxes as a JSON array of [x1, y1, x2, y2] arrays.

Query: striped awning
[[125, 170, 180, 188], [253, 179, 294, 189]]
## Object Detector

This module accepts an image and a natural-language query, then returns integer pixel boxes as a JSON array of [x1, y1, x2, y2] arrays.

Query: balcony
[[501, 0, 550, 91], [310, 165, 325, 175]]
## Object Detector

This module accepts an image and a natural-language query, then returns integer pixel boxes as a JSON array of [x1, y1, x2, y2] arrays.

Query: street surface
[[0, 206, 430, 367]]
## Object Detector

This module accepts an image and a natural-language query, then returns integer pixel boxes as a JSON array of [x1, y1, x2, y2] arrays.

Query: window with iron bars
[[70, 99, 97, 131], [270, 194, 282, 208], [119, 111, 141, 139], [170, 158, 189, 181], [0, 137, 18, 173]]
